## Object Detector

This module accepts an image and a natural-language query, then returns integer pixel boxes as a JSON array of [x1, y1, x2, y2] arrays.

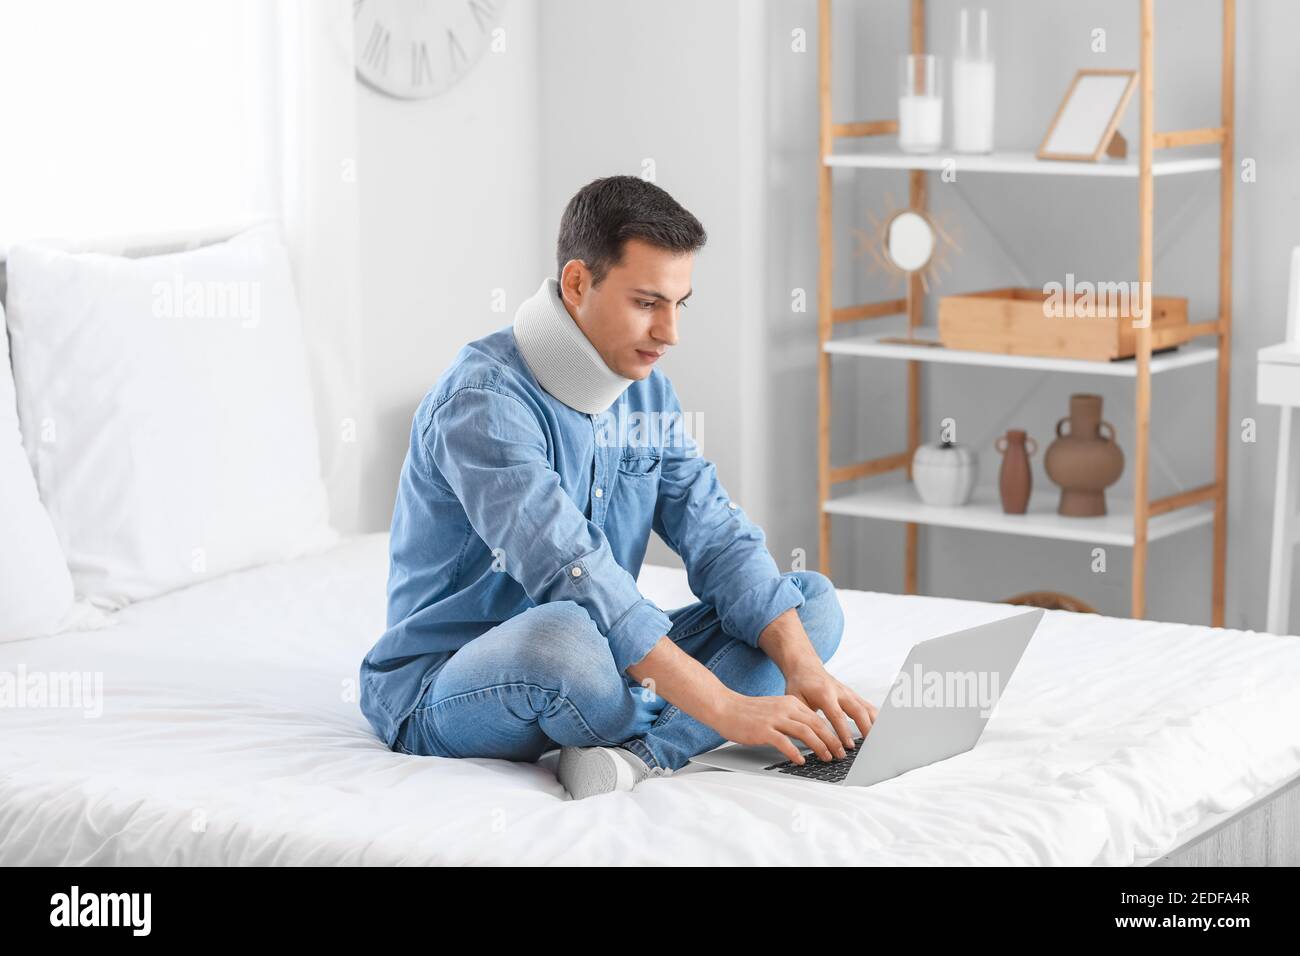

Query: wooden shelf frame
[[815, 0, 1234, 625]]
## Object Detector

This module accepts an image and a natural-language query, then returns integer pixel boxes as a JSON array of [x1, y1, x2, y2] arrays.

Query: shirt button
[[594, 487, 603, 498], [571, 566, 583, 577], [728, 502, 738, 510]]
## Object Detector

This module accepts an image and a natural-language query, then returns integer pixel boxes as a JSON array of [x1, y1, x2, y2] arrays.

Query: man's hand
[[759, 608, 879, 758], [782, 660, 878, 757], [705, 690, 846, 766], [626, 607, 879, 767], [626, 634, 860, 766]]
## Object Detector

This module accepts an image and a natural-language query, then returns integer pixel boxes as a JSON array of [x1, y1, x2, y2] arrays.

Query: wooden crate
[[938, 287, 1189, 361]]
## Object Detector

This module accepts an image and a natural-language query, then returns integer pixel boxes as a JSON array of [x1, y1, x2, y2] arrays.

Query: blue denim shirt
[[358, 325, 804, 748]]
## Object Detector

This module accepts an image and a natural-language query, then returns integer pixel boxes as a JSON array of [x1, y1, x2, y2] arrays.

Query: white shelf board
[[1259, 342, 1300, 366], [824, 332, 1218, 376], [823, 481, 1213, 547], [823, 148, 1221, 178]]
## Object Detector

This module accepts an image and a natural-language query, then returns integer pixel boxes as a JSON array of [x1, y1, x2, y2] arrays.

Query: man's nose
[[653, 308, 680, 347]]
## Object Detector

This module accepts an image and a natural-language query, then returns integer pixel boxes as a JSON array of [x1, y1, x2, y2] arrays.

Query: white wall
[[535, 0, 771, 568], [1234, 0, 1300, 633], [356, 0, 544, 532]]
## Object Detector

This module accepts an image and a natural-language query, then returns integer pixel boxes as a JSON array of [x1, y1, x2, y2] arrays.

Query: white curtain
[[270, 0, 365, 535]]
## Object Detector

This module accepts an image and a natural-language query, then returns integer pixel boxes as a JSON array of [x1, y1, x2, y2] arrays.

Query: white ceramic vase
[[912, 441, 979, 507]]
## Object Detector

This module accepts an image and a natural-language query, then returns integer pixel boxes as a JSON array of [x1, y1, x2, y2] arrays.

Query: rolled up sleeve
[[651, 384, 804, 648], [425, 385, 671, 673]]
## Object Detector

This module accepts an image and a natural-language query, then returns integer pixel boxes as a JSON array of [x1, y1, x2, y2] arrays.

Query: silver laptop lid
[[845, 607, 1044, 786]]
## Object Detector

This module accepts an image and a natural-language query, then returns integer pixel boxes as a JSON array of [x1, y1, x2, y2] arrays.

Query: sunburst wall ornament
[[853, 192, 961, 296]]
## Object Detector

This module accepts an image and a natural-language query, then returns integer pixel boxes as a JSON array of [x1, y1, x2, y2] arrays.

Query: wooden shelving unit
[[816, 0, 1235, 625]]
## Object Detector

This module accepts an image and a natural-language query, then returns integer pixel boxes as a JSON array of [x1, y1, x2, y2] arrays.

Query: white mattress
[[3, 532, 1299, 866]]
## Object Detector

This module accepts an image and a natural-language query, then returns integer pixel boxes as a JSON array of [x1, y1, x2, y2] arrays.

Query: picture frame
[[1036, 68, 1138, 162]]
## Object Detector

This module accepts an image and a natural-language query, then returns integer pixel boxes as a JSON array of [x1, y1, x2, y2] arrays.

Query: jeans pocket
[[393, 715, 421, 756], [399, 708, 458, 758]]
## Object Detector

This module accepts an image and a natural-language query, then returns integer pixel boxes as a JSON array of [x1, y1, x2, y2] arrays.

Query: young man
[[359, 176, 877, 799]]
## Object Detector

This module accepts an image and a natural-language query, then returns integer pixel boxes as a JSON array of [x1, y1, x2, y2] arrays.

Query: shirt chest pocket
[[609, 452, 662, 525], [617, 452, 662, 478]]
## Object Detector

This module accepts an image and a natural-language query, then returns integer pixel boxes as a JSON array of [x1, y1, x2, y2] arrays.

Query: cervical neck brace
[[513, 277, 635, 416]]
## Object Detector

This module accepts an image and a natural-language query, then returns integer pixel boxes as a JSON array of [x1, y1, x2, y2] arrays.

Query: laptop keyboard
[[765, 737, 866, 783]]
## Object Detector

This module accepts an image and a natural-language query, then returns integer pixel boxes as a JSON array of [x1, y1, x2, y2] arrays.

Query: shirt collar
[[512, 277, 635, 416]]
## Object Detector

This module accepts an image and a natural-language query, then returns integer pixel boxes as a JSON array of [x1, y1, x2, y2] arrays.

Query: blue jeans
[[393, 570, 844, 771]]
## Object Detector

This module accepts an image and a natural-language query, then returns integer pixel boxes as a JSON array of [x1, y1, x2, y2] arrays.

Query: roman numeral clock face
[[355, 0, 502, 99]]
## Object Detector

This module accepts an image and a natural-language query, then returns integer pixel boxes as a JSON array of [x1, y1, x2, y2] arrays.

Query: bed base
[[1145, 768, 1300, 866]]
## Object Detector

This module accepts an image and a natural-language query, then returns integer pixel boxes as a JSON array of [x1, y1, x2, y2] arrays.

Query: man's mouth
[[636, 349, 664, 363]]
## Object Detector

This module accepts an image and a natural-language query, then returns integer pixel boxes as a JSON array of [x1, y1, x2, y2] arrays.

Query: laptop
[[688, 607, 1044, 787]]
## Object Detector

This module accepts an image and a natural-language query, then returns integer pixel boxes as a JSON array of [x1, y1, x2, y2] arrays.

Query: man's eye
[[637, 299, 655, 309]]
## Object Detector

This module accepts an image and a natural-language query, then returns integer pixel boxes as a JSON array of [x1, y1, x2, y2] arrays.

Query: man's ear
[[559, 259, 589, 309]]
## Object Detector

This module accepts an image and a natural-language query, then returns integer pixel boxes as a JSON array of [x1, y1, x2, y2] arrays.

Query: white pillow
[[5, 225, 337, 610], [0, 300, 94, 641]]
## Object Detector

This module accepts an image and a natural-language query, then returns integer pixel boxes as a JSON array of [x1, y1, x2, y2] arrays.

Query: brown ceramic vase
[[1044, 394, 1125, 517], [995, 429, 1037, 514]]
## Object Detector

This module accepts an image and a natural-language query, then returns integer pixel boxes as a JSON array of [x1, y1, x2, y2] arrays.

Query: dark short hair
[[556, 176, 707, 285]]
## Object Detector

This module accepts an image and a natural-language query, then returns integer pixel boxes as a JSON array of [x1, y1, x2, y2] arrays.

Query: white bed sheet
[[2, 532, 1299, 866]]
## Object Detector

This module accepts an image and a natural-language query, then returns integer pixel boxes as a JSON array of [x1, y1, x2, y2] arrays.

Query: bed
[[3, 531, 1299, 866]]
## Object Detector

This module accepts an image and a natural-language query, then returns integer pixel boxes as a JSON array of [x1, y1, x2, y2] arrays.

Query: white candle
[[952, 8, 994, 154], [899, 94, 943, 153], [952, 58, 995, 153]]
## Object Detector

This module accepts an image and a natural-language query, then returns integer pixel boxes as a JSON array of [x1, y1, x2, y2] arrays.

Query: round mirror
[[884, 210, 936, 273]]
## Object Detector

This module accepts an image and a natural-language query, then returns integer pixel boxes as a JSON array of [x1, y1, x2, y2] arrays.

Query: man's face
[[559, 238, 693, 381]]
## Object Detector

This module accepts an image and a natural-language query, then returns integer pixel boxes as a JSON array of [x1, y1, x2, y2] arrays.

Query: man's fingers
[[842, 693, 876, 738], [811, 712, 846, 758], [783, 720, 834, 762], [824, 702, 857, 751], [789, 698, 844, 758], [806, 699, 849, 756], [861, 693, 879, 723], [769, 732, 805, 765]]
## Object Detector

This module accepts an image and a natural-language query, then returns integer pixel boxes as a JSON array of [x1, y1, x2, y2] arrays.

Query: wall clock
[[354, 0, 504, 99]]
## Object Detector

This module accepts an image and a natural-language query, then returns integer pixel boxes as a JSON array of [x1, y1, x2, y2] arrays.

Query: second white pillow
[[5, 225, 337, 610]]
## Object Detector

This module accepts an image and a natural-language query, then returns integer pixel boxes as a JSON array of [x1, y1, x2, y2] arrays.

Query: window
[[0, 0, 275, 243]]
